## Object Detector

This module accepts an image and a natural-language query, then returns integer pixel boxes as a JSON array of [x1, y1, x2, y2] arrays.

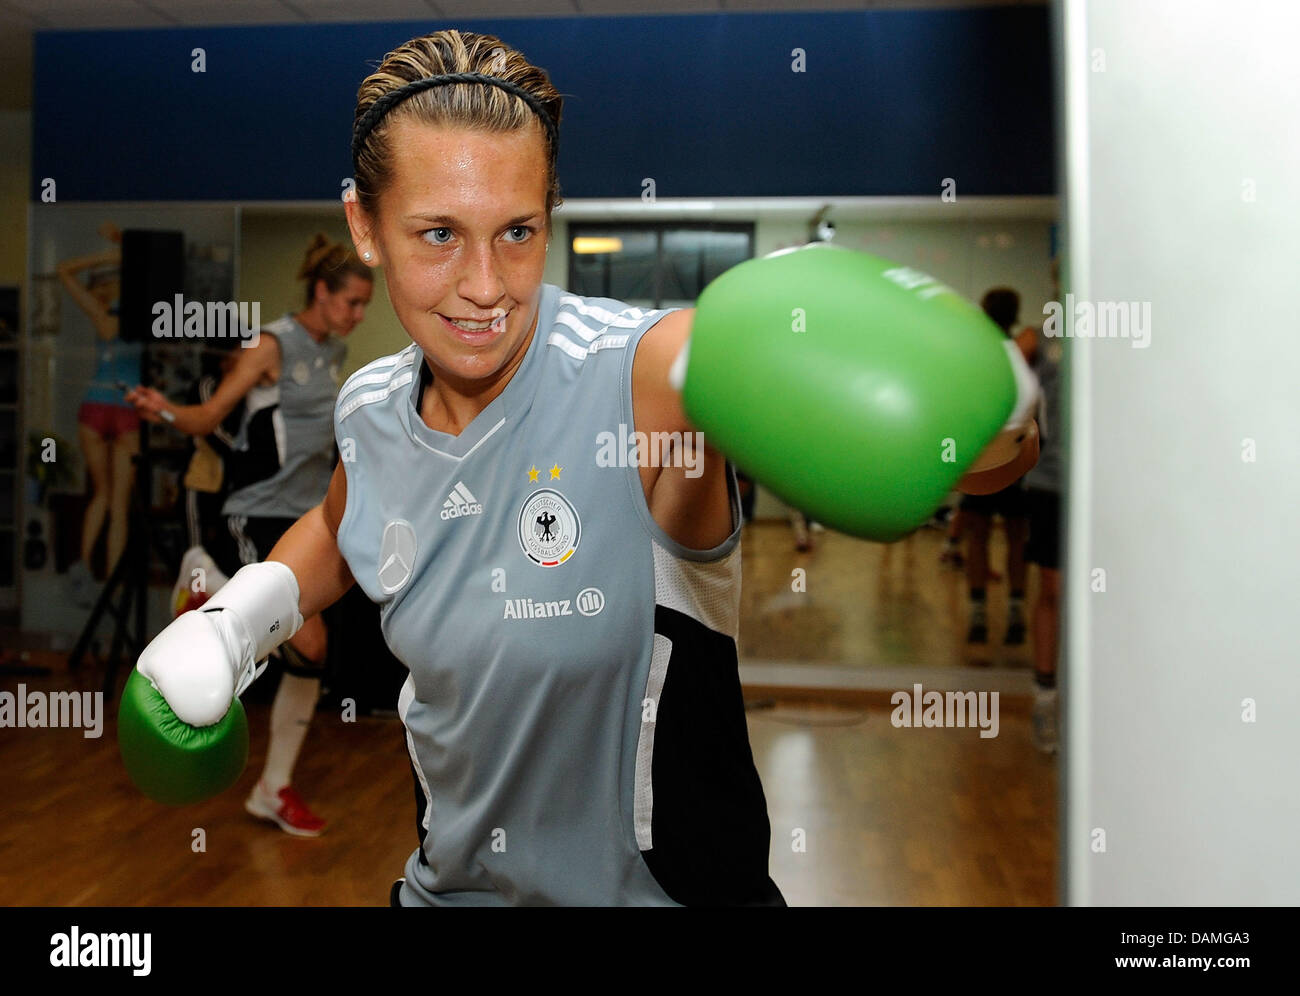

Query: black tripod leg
[[104, 459, 154, 700], [102, 566, 134, 698], [66, 533, 133, 674]]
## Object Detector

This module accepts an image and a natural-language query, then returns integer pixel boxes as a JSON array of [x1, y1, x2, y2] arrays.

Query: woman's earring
[[363, 252, 372, 261]]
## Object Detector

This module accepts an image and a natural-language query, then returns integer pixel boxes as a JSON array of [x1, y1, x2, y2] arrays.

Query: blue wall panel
[[32, 8, 1052, 201]]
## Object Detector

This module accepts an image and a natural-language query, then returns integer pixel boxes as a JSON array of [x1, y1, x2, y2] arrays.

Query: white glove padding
[[136, 561, 304, 727], [202, 561, 303, 674], [136, 609, 243, 727], [966, 340, 1041, 474]]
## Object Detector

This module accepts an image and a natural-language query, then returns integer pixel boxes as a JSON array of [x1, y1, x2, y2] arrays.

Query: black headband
[[351, 72, 558, 173]]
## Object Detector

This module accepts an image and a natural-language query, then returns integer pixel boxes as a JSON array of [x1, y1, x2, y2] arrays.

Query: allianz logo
[[441, 481, 484, 520], [503, 587, 605, 620]]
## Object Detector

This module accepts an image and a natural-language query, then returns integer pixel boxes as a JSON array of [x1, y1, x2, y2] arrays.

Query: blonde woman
[[126, 30, 1036, 903]]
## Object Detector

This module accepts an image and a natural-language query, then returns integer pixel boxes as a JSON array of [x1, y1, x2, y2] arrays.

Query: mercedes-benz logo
[[378, 519, 417, 594]]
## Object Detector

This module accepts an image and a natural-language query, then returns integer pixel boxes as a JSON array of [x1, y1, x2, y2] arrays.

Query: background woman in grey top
[[127, 234, 372, 836]]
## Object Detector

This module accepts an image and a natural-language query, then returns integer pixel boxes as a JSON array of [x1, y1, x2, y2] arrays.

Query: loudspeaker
[[119, 229, 184, 343]]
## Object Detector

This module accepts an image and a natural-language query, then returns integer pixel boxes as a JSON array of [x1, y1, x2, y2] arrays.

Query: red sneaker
[[173, 590, 212, 616], [171, 546, 228, 617], [245, 783, 326, 837]]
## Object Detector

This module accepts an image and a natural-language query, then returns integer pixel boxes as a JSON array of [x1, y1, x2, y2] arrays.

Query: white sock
[[260, 672, 320, 794]]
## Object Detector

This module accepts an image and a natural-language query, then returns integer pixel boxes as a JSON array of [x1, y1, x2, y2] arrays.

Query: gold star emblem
[[550, 463, 562, 480], [527, 465, 539, 482]]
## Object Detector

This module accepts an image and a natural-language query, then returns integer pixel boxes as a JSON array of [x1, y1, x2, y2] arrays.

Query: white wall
[[1063, 0, 1300, 904]]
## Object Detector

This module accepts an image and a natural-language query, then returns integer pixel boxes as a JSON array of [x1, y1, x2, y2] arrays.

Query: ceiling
[[0, 0, 1046, 107]]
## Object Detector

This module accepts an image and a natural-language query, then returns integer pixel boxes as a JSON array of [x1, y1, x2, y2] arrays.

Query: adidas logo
[[440, 481, 484, 520]]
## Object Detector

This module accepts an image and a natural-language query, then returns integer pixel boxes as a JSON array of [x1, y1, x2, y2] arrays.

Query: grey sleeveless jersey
[[334, 283, 782, 906], [1025, 333, 1063, 492], [223, 314, 346, 519]]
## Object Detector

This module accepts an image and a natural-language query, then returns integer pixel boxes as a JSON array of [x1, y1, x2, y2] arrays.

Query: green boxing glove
[[118, 669, 249, 806], [118, 561, 303, 805], [674, 244, 1025, 542]]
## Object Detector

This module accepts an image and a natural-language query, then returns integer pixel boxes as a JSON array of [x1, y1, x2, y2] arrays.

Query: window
[[568, 223, 754, 309]]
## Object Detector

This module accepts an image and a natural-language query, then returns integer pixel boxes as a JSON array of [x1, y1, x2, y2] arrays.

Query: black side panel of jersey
[[192, 373, 244, 461], [224, 404, 281, 494], [640, 604, 786, 907]]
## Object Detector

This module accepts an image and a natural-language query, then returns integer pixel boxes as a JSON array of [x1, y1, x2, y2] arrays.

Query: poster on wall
[[22, 204, 237, 640]]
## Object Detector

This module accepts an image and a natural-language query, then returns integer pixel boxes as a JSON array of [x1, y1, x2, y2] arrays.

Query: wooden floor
[[0, 522, 1057, 906], [740, 518, 1041, 674]]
